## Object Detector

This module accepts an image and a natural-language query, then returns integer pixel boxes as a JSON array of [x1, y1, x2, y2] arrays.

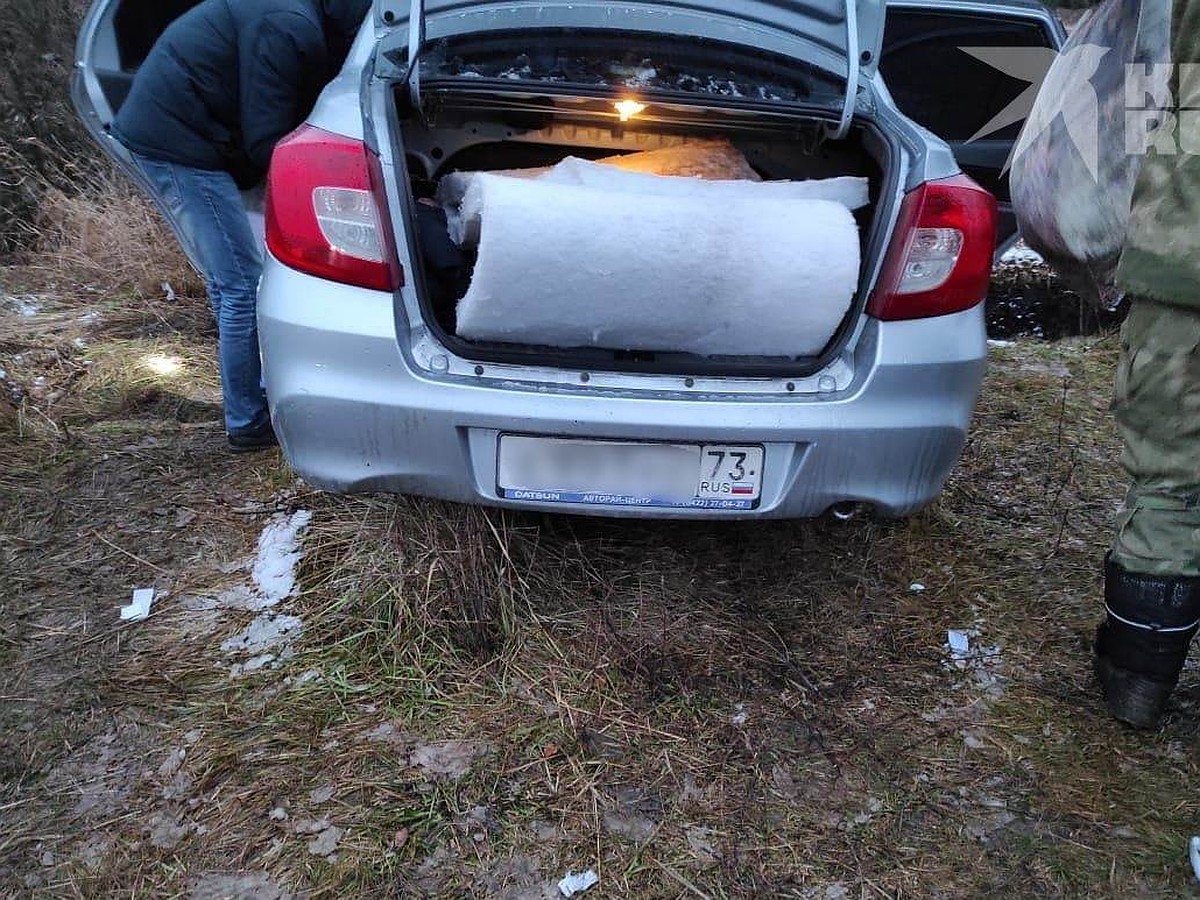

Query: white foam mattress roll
[[452, 173, 862, 358], [541, 158, 870, 210]]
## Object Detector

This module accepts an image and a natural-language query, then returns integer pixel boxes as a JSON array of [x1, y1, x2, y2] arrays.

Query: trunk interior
[[395, 86, 890, 376]]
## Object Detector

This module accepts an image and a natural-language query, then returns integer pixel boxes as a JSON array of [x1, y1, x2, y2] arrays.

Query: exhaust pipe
[[829, 502, 865, 522]]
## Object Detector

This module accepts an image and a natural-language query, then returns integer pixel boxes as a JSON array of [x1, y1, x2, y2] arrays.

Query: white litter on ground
[[120, 588, 155, 622], [251, 510, 313, 606], [557, 869, 600, 897], [947, 629, 971, 658], [447, 172, 861, 357], [944, 611, 1005, 699], [1189, 835, 1200, 883]]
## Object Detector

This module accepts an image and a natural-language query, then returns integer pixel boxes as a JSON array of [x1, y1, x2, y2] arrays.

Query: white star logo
[[960, 43, 1109, 180]]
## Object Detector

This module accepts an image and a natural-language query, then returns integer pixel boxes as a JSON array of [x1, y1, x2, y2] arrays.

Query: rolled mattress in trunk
[[447, 171, 863, 358]]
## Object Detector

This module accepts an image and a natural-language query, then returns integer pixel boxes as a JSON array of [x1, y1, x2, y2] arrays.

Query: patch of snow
[[74, 835, 111, 872], [221, 614, 303, 656], [146, 810, 189, 849], [157, 748, 186, 779], [685, 826, 718, 863], [602, 808, 656, 843], [307, 825, 344, 858], [731, 702, 749, 728], [183, 509, 314, 676], [1000, 242, 1044, 265], [3, 294, 42, 317], [909, 582, 926, 594], [252, 510, 312, 606], [189, 873, 286, 900], [222, 613, 302, 676], [987, 339, 1016, 349], [286, 668, 322, 687], [364, 723, 408, 745], [410, 741, 488, 780], [944, 609, 1005, 699]]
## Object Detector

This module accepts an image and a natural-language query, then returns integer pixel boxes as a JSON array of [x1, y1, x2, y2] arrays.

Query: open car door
[[73, 0, 204, 156], [880, 0, 1066, 252], [72, 0, 261, 264]]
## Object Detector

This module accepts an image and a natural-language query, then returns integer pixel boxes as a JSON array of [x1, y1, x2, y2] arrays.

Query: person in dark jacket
[[113, 0, 371, 451]]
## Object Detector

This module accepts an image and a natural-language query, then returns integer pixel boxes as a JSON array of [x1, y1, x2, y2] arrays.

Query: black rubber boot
[[1094, 555, 1200, 729]]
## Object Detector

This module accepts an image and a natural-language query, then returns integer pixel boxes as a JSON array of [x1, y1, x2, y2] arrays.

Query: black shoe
[[1093, 555, 1200, 729], [227, 421, 278, 454]]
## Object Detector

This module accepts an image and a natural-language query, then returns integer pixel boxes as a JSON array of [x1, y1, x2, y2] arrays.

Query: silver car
[[75, 0, 1063, 518]]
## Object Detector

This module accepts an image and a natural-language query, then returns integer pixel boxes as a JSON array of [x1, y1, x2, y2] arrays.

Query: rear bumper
[[258, 260, 986, 518]]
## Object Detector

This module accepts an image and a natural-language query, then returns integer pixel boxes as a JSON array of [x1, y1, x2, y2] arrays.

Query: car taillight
[[265, 125, 403, 292], [867, 174, 997, 321]]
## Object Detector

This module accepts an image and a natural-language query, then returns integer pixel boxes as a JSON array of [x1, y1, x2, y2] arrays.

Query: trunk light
[[868, 175, 997, 321], [265, 125, 403, 292], [614, 99, 646, 122]]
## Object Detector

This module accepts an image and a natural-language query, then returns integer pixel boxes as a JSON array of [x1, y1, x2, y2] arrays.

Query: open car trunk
[[389, 33, 896, 377]]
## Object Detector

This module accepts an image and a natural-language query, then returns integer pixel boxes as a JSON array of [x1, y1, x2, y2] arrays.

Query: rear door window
[[880, 6, 1061, 241]]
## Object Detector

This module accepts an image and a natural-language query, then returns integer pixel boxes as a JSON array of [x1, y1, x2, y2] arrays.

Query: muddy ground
[[2, 243, 1199, 898]]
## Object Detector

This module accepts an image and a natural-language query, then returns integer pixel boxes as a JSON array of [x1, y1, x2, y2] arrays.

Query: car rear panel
[[257, 257, 985, 518]]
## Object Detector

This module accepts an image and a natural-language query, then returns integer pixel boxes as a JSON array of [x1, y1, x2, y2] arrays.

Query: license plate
[[496, 435, 765, 510]]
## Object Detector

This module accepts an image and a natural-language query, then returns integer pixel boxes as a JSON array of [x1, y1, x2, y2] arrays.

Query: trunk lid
[[375, 0, 885, 136]]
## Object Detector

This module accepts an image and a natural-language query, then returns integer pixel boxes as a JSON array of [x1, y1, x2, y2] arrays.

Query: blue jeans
[[132, 154, 267, 435]]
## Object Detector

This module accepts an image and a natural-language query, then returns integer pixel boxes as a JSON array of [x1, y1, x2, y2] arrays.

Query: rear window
[[388, 29, 847, 109], [881, 10, 1055, 141]]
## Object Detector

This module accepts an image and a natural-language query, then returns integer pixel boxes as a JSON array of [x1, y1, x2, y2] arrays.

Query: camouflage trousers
[[1111, 298, 1200, 576]]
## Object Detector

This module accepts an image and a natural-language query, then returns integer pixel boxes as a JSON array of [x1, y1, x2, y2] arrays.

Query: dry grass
[[2, 207, 1199, 895], [11, 177, 204, 302]]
